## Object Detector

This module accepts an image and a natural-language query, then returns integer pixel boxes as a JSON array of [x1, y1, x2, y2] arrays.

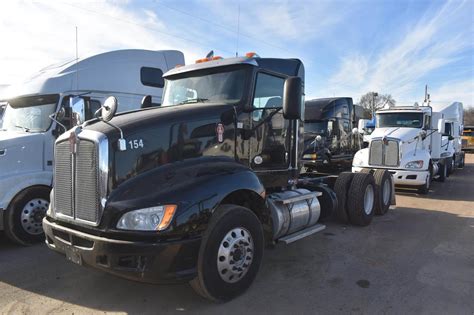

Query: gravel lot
[[1, 154, 473, 314]]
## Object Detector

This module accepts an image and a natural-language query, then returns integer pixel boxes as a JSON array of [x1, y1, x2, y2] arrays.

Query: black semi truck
[[302, 97, 368, 173], [43, 53, 394, 302]]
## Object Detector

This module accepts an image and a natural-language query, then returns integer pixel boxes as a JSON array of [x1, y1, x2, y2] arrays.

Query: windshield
[[376, 112, 423, 128], [305, 121, 328, 134], [1, 94, 59, 132], [162, 68, 247, 106]]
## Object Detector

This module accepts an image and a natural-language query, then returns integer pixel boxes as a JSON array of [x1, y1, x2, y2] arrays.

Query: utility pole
[[372, 92, 378, 118]]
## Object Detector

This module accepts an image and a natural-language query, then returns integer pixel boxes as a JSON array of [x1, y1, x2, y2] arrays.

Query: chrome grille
[[54, 141, 73, 217], [54, 134, 103, 225], [369, 140, 383, 165], [385, 140, 399, 166], [75, 140, 99, 222], [369, 139, 399, 167]]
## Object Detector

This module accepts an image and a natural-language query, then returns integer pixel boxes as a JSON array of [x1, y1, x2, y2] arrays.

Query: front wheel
[[4, 186, 51, 245], [190, 205, 264, 302], [417, 172, 431, 195]]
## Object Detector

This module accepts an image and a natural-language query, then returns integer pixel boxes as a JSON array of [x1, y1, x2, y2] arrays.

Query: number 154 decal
[[128, 139, 144, 149]]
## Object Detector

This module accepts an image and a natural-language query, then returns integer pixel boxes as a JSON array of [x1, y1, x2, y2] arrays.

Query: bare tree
[[464, 107, 474, 125], [358, 92, 396, 118]]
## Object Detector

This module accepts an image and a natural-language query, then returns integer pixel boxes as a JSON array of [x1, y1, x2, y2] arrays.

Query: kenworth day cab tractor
[[43, 53, 395, 302], [0, 49, 184, 244], [352, 102, 449, 194]]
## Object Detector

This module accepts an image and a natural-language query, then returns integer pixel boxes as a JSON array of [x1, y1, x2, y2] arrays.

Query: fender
[[0, 170, 52, 211], [101, 156, 265, 238]]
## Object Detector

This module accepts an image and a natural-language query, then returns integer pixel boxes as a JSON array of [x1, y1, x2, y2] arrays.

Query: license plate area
[[65, 245, 82, 265]]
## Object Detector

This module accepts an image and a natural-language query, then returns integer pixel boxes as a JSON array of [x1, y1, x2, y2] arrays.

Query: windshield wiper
[[177, 98, 209, 105], [15, 125, 30, 132]]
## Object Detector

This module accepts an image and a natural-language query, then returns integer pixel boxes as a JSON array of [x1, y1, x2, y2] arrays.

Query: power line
[[60, 2, 235, 55], [154, 1, 295, 54]]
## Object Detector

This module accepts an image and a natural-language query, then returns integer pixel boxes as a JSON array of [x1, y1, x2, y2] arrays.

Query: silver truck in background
[[0, 49, 184, 244]]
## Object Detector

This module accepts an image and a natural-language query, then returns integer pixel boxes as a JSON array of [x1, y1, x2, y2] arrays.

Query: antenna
[[424, 84, 431, 106], [75, 26, 79, 91], [236, 2, 240, 57]]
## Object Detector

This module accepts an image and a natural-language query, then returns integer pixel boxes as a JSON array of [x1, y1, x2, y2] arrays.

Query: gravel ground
[[1, 154, 473, 314]]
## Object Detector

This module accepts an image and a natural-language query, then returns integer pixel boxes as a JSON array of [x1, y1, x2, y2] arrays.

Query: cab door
[[249, 72, 290, 172]]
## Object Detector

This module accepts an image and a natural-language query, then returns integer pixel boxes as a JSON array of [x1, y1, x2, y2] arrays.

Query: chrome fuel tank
[[267, 189, 321, 240]]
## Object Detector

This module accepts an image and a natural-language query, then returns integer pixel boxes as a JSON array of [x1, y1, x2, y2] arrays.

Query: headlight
[[405, 160, 424, 169], [117, 205, 177, 231], [303, 153, 317, 159]]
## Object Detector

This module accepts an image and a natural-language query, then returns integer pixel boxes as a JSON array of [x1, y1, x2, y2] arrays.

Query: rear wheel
[[438, 162, 447, 182], [333, 172, 354, 223], [446, 157, 454, 176], [373, 170, 392, 215], [347, 173, 375, 226], [190, 205, 264, 302], [4, 186, 51, 245]]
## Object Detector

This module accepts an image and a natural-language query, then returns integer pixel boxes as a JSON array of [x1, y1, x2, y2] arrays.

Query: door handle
[[0, 149, 6, 156]]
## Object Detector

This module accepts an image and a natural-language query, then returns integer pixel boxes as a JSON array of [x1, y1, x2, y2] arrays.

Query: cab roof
[[164, 56, 305, 82]]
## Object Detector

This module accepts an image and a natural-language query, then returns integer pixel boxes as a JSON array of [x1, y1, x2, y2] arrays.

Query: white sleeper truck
[[436, 102, 465, 173], [0, 49, 184, 244], [352, 104, 449, 194]]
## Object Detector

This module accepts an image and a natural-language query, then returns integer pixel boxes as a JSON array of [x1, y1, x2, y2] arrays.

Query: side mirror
[[352, 127, 359, 134], [101, 96, 118, 122], [70, 96, 86, 126], [419, 130, 427, 140], [437, 118, 445, 134], [141, 95, 153, 108], [448, 135, 454, 141], [282, 76, 302, 120], [316, 135, 322, 142]]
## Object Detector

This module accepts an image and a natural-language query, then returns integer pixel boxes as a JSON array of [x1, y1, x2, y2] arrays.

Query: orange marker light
[[245, 52, 258, 58], [212, 56, 223, 60], [157, 205, 177, 230]]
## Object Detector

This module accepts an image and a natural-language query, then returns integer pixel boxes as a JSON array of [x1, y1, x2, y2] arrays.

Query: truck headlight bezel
[[116, 205, 177, 231], [405, 160, 424, 169]]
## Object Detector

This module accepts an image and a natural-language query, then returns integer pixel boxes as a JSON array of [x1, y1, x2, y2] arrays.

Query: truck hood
[[0, 130, 45, 177], [370, 127, 421, 143], [80, 103, 238, 189]]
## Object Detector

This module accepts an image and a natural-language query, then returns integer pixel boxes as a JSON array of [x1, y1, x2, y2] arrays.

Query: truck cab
[[43, 53, 394, 302], [353, 104, 448, 194], [0, 49, 184, 244], [302, 97, 365, 172]]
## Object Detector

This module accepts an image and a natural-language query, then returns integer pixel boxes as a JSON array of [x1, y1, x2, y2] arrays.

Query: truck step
[[277, 224, 326, 244], [274, 192, 322, 204]]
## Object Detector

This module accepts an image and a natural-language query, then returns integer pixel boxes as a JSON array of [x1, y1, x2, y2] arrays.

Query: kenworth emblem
[[69, 127, 81, 154]]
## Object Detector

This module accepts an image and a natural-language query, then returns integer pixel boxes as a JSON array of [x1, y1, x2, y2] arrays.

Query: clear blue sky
[[0, 0, 472, 106]]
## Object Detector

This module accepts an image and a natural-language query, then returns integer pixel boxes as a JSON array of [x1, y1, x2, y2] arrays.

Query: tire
[[310, 185, 337, 221], [4, 186, 51, 245], [190, 205, 264, 302], [373, 170, 392, 215], [438, 162, 447, 182], [417, 172, 431, 195], [333, 172, 354, 223], [446, 157, 453, 176], [347, 173, 375, 226]]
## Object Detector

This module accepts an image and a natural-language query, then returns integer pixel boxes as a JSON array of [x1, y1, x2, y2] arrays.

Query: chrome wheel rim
[[217, 227, 254, 283], [382, 179, 391, 205], [363, 185, 374, 215], [20, 198, 48, 235]]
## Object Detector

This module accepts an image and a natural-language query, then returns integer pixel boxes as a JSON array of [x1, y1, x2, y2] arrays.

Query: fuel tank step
[[275, 191, 322, 204], [277, 224, 326, 244]]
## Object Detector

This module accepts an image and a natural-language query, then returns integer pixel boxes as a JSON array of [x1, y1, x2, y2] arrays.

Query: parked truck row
[[0, 50, 464, 302]]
